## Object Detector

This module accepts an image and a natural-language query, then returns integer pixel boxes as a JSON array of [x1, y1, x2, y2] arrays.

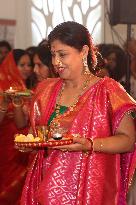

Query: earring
[[83, 56, 88, 67], [83, 56, 90, 75]]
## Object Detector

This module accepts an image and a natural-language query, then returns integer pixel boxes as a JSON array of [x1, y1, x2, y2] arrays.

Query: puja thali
[[0, 88, 33, 97], [15, 138, 73, 150]]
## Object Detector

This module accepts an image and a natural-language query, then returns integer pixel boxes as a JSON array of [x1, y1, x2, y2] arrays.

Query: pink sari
[[21, 77, 136, 205]]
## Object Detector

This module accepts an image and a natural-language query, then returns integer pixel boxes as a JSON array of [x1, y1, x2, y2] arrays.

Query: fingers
[[73, 137, 92, 151], [73, 136, 86, 144], [51, 136, 93, 152], [52, 142, 85, 152]]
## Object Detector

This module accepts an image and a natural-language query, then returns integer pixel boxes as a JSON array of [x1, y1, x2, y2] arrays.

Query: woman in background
[[33, 44, 56, 82], [0, 49, 32, 205], [0, 40, 12, 64], [14, 44, 57, 130], [96, 43, 127, 81]]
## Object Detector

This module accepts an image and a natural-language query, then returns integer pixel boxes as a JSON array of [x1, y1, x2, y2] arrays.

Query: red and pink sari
[[21, 77, 136, 205], [0, 52, 30, 204]]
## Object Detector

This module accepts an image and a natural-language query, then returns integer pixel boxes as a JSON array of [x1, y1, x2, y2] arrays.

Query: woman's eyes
[[51, 53, 67, 58], [35, 63, 43, 67], [19, 63, 32, 67], [59, 53, 66, 57]]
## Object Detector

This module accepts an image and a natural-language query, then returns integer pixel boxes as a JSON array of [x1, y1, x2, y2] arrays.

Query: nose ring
[[57, 59, 62, 66]]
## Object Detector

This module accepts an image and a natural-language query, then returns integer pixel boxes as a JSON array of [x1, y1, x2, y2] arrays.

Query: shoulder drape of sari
[[21, 77, 136, 205], [0, 51, 26, 91], [0, 52, 30, 205]]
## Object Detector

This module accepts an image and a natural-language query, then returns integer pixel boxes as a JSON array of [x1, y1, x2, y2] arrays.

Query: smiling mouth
[[56, 67, 65, 72]]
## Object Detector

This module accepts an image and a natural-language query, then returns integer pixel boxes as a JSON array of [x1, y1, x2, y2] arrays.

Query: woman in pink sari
[[21, 22, 136, 205], [0, 49, 33, 204]]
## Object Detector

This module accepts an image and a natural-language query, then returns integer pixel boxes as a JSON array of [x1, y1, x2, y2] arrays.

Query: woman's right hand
[[0, 94, 10, 110]]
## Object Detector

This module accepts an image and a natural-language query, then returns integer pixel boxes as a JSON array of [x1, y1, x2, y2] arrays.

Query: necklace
[[49, 73, 93, 132], [57, 74, 92, 111]]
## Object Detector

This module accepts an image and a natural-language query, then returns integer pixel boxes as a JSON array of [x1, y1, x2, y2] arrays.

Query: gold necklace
[[57, 73, 92, 110], [49, 73, 93, 131]]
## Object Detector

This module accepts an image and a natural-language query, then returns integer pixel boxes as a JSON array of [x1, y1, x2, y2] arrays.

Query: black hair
[[97, 43, 127, 81], [13, 49, 28, 65], [38, 39, 48, 47], [12, 49, 35, 89], [0, 40, 12, 51], [48, 21, 97, 73], [34, 45, 52, 68]]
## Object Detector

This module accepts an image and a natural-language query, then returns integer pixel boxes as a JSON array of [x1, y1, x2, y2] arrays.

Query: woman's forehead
[[51, 40, 66, 49], [50, 41, 78, 53]]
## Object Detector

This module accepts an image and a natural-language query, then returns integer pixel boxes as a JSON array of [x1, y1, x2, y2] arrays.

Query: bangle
[[83, 138, 93, 155], [95, 139, 103, 152], [12, 100, 24, 108], [86, 138, 93, 151], [98, 140, 103, 152], [0, 107, 7, 112]]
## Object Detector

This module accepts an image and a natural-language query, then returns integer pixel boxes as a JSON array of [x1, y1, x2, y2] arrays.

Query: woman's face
[[17, 54, 32, 80], [33, 54, 50, 82], [106, 52, 117, 71], [50, 40, 84, 80], [0, 46, 10, 63]]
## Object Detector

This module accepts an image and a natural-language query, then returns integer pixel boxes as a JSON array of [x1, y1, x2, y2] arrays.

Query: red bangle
[[82, 138, 93, 155], [86, 138, 93, 150]]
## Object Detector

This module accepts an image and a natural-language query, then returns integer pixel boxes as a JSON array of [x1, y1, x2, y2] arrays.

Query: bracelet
[[0, 107, 7, 112], [0, 108, 7, 112], [83, 138, 93, 155], [98, 140, 103, 152], [86, 138, 93, 151], [12, 99, 24, 108]]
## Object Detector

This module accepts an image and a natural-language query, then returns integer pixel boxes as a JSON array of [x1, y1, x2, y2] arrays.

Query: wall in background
[[30, 0, 104, 46], [0, 0, 136, 49], [0, 0, 32, 49]]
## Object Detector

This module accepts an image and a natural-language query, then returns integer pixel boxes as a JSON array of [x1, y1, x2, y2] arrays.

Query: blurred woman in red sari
[[0, 49, 33, 204], [14, 44, 57, 129]]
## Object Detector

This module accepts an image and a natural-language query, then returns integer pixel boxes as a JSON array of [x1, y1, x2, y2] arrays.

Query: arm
[[53, 114, 136, 154], [0, 95, 9, 123], [13, 97, 28, 128], [92, 114, 135, 153]]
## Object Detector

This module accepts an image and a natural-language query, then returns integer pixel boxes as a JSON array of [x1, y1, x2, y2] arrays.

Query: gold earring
[[83, 56, 88, 67], [83, 57, 90, 75]]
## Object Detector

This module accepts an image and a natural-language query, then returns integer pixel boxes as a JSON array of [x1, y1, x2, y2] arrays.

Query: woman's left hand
[[52, 136, 92, 152]]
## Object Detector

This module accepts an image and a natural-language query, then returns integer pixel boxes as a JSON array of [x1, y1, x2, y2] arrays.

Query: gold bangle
[[0, 108, 7, 112], [0, 106, 7, 112], [12, 100, 24, 108], [99, 141, 103, 152], [96, 140, 103, 152]]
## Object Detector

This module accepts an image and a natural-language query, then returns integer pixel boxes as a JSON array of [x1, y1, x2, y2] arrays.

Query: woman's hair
[[34, 45, 57, 78], [97, 43, 127, 81], [48, 21, 97, 73], [38, 39, 48, 47], [13, 49, 29, 65], [0, 40, 12, 51], [12, 49, 34, 89], [34, 45, 52, 68]]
